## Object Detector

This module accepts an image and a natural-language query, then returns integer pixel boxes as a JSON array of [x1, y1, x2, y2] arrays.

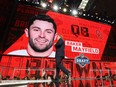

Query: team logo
[[75, 54, 90, 68]]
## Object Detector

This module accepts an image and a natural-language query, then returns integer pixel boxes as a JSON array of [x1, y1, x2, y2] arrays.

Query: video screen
[[3, 11, 111, 60]]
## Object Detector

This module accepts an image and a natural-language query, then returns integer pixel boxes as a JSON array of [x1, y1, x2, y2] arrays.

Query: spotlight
[[99, 18, 101, 20], [83, 13, 86, 16], [41, 2, 47, 8], [36, 2, 40, 4], [48, 0, 53, 3], [96, 16, 98, 19], [53, 4, 59, 11], [108, 20, 111, 23], [87, 14, 90, 16], [62, 8, 67, 12], [71, 9, 78, 16], [112, 21, 114, 24], [91, 15, 94, 17], [102, 18, 105, 20]]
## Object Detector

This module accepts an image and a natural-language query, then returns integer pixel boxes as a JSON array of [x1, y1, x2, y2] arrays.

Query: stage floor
[[0, 77, 115, 87]]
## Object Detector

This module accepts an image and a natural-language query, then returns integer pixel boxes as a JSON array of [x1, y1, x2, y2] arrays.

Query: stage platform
[[0, 77, 116, 87]]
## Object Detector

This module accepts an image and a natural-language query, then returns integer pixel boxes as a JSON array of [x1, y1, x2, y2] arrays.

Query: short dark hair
[[28, 14, 57, 33]]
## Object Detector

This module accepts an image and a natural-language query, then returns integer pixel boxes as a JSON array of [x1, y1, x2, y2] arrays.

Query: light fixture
[[71, 9, 78, 16], [78, 0, 89, 9], [18, 0, 113, 25], [62, 7, 67, 13], [41, 2, 47, 8], [52, 4, 59, 11]]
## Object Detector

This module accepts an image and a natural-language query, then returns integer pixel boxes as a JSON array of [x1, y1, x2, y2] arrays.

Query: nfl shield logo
[[75, 54, 90, 68]]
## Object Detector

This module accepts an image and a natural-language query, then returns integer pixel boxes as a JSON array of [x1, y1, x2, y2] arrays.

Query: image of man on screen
[[8, 14, 57, 57]]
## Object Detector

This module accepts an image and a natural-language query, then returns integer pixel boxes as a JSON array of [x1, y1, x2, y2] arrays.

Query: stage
[[0, 77, 116, 87]]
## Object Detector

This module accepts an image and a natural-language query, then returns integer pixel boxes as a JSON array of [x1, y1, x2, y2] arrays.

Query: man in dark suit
[[54, 35, 71, 81]]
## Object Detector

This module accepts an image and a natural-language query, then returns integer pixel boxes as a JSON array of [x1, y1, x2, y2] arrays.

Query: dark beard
[[29, 38, 53, 52]]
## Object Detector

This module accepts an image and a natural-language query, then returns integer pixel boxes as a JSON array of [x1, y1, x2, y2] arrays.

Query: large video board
[[3, 11, 111, 60]]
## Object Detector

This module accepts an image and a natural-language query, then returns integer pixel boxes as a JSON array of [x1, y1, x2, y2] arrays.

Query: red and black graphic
[[3, 11, 111, 60]]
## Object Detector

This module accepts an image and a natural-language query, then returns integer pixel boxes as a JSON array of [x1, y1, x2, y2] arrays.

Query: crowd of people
[[0, 69, 71, 87]]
